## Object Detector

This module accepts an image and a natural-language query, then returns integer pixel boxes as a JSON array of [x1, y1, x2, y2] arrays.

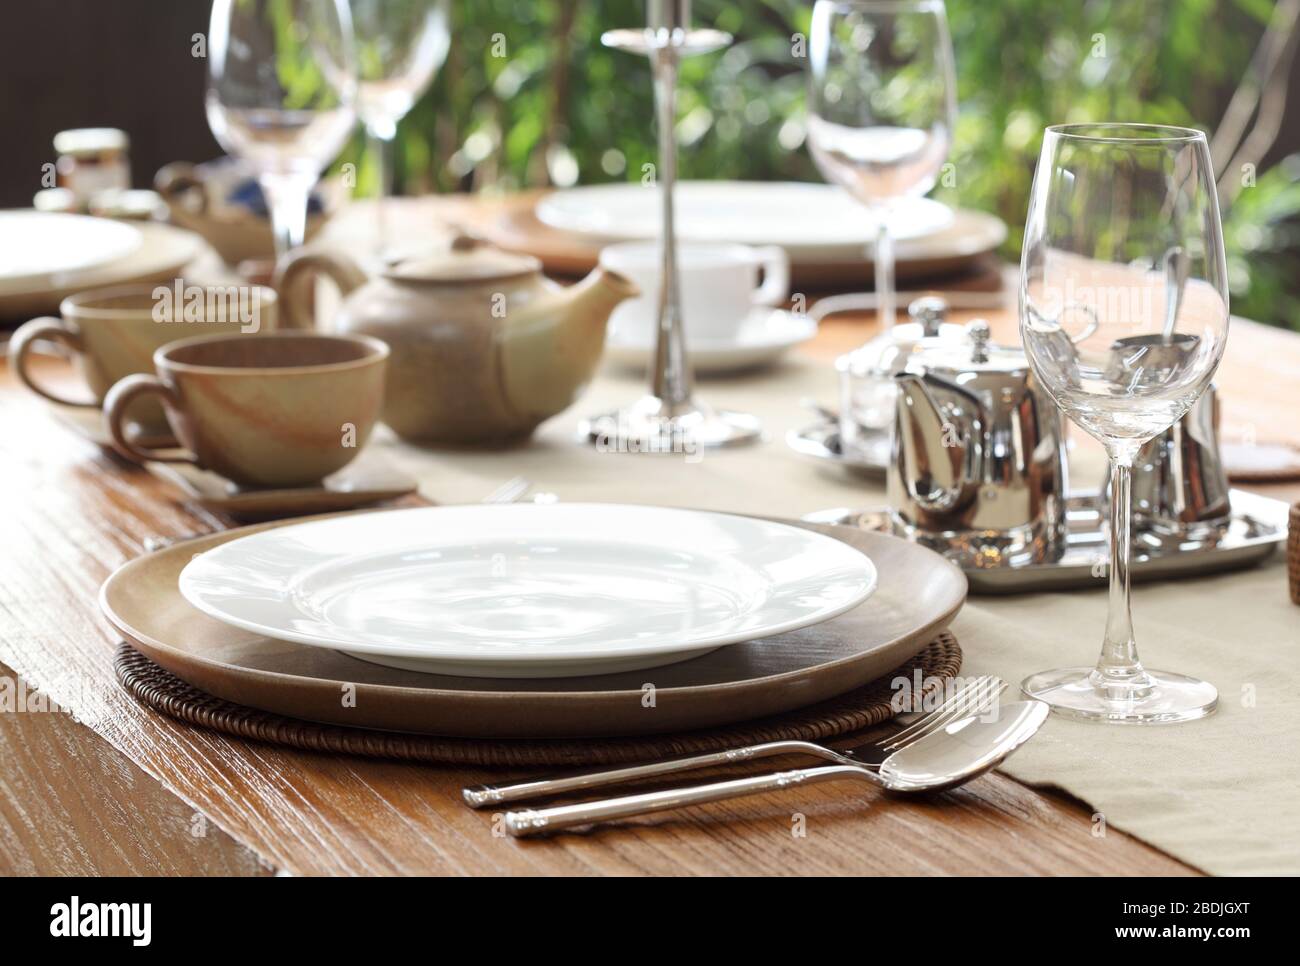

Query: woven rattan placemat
[[114, 632, 961, 768]]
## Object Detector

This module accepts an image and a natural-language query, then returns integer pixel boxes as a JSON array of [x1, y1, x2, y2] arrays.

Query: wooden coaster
[[114, 633, 961, 768], [1288, 503, 1300, 605]]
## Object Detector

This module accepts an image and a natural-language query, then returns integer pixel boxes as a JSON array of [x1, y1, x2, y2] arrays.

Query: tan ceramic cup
[[103, 332, 389, 488], [9, 282, 277, 434]]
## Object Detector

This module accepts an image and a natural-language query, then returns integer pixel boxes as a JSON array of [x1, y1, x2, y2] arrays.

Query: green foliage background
[[352, 0, 1300, 331]]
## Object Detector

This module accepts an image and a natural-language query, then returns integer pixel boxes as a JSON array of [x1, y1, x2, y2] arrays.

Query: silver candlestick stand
[[581, 5, 763, 452]]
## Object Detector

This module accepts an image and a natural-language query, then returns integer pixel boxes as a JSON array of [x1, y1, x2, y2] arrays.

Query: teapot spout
[[562, 266, 639, 334], [500, 266, 638, 423]]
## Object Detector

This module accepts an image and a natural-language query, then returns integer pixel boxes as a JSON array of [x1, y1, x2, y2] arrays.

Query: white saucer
[[605, 309, 817, 374], [177, 503, 879, 679]]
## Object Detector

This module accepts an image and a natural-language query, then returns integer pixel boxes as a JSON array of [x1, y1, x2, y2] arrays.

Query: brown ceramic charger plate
[[99, 511, 968, 738]]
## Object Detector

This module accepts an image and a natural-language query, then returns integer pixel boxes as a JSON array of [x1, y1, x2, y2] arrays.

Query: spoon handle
[[463, 740, 834, 809], [501, 764, 876, 837]]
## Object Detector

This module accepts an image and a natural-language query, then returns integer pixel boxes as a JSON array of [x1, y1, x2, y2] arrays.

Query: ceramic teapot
[[276, 237, 637, 445]]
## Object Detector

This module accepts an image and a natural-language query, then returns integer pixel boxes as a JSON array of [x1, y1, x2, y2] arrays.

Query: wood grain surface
[[1, 196, 1296, 876], [0, 661, 267, 876]]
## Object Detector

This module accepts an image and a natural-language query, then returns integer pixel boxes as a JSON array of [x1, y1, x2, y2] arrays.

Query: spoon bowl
[[878, 699, 1050, 793]]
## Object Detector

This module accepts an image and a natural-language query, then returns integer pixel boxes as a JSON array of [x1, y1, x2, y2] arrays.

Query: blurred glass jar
[[837, 296, 966, 459], [54, 128, 131, 208]]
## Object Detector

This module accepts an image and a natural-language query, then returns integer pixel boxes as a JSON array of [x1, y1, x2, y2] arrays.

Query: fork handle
[[503, 764, 877, 837], [464, 740, 833, 809]]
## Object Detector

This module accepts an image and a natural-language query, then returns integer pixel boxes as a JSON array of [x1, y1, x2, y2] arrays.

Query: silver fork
[[463, 675, 1006, 809]]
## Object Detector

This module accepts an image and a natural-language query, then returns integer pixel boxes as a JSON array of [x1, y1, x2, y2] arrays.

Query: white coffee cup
[[599, 241, 790, 343]]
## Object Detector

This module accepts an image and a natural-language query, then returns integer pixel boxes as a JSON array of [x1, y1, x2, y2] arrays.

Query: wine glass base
[[580, 396, 763, 452], [1021, 667, 1217, 724]]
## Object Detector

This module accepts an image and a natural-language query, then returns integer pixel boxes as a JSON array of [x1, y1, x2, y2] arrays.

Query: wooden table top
[[2, 202, 1297, 876]]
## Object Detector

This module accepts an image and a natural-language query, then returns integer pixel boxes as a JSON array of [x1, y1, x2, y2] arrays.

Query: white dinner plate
[[605, 308, 817, 374], [536, 181, 954, 256], [178, 504, 879, 678], [0, 211, 142, 290]]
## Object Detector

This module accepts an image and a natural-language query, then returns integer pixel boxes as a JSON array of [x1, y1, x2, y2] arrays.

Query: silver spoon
[[501, 699, 1049, 836], [466, 675, 1005, 809], [1161, 245, 1190, 342]]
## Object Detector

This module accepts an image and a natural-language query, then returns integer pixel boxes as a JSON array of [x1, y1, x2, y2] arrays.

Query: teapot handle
[[1024, 301, 1099, 344], [273, 248, 369, 331]]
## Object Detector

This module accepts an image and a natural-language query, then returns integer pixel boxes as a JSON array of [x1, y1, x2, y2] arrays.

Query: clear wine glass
[[206, 0, 357, 258], [807, 0, 956, 330], [1019, 123, 1230, 724], [350, 0, 450, 256]]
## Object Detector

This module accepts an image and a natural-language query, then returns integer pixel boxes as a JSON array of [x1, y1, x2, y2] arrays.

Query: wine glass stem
[[1095, 451, 1151, 696], [872, 207, 895, 330], [260, 173, 313, 260], [369, 126, 394, 257], [649, 46, 691, 410]]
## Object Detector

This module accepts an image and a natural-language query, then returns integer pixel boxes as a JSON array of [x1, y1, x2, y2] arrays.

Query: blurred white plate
[[0, 211, 142, 290], [536, 181, 955, 258], [0, 220, 205, 319], [178, 503, 879, 678], [606, 308, 817, 375]]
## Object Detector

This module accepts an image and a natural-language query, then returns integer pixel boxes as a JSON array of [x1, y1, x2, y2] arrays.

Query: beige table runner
[[373, 350, 1300, 876]]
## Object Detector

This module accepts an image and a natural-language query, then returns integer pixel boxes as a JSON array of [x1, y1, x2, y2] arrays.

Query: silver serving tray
[[804, 489, 1288, 594], [786, 420, 889, 476]]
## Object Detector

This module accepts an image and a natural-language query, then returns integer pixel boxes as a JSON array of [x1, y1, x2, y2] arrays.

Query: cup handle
[[103, 374, 197, 466], [153, 162, 207, 213], [9, 317, 96, 407], [750, 245, 791, 307]]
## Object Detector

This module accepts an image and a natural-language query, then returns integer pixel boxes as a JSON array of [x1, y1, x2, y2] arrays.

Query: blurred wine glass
[[807, 0, 956, 330], [206, 0, 357, 259], [351, 0, 450, 256], [1019, 123, 1230, 724]]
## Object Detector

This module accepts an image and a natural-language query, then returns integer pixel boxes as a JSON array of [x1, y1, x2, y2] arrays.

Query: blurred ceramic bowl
[[154, 158, 344, 265]]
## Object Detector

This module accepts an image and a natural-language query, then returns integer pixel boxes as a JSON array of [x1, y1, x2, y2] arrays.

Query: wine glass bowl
[[350, 0, 451, 255], [206, 0, 357, 258], [353, 0, 450, 139], [1018, 122, 1229, 724], [1022, 125, 1229, 453]]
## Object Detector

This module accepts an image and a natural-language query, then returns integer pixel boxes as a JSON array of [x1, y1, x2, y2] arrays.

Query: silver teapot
[[889, 320, 1069, 568]]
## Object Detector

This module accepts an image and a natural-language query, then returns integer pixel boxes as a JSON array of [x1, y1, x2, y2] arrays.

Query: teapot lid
[[383, 234, 541, 284], [909, 319, 1029, 376]]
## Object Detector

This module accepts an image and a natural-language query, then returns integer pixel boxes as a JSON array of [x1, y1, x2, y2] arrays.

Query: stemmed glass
[[581, 3, 762, 452], [807, 0, 956, 331], [206, 0, 358, 259], [350, 0, 451, 256], [1019, 123, 1229, 723]]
